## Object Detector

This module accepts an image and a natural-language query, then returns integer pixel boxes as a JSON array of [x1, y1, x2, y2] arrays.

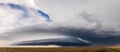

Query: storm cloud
[[0, 0, 120, 46]]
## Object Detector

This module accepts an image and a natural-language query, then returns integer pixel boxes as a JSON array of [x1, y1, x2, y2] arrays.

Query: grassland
[[0, 47, 120, 52]]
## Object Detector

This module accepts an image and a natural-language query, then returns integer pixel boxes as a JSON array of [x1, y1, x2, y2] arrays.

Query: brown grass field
[[0, 47, 120, 52]]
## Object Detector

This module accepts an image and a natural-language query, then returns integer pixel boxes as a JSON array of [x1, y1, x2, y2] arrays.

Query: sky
[[0, 0, 120, 46]]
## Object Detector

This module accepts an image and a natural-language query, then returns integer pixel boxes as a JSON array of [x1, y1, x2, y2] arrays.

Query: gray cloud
[[0, 25, 120, 46]]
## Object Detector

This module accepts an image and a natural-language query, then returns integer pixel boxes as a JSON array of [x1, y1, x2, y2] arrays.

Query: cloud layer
[[0, 0, 120, 46]]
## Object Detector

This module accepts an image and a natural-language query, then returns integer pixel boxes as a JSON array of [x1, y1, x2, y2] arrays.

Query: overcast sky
[[0, 0, 120, 46]]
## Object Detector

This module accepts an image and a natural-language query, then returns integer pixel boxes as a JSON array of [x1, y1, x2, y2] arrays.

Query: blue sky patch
[[37, 10, 52, 22]]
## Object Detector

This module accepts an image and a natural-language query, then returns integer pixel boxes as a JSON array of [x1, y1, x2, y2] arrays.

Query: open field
[[0, 47, 120, 52]]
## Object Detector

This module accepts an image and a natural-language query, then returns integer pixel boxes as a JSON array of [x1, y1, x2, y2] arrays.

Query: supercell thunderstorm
[[0, 0, 120, 46]]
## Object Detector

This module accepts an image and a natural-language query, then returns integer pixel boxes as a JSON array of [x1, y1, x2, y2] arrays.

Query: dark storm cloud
[[0, 25, 120, 46]]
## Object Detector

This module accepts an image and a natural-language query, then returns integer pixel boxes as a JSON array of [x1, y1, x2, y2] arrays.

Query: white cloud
[[0, 1, 47, 33], [35, 0, 120, 31], [0, 40, 12, 46]]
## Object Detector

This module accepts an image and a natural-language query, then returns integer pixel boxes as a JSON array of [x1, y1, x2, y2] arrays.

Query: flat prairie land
[[0, 47, 120, 52]]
